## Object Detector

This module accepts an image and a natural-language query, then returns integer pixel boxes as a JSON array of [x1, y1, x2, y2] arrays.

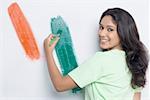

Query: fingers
[[48, 34, 60, 47], [44, 33, 60, 53], [53, 36, 60, 45]]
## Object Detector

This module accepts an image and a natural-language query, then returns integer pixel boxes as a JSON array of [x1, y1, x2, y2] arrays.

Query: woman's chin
[[100, 45, 109, 50]]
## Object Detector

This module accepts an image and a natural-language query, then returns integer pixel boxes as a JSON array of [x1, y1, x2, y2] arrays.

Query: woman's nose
[[98, 29, 106, 37]]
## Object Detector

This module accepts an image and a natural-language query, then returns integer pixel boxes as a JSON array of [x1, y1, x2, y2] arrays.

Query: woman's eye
[[99, 26, 104, 30], [107, 28, 114, 32]]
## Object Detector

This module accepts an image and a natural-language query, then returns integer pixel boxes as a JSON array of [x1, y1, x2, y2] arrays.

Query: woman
[[44, 8, 149, 100]]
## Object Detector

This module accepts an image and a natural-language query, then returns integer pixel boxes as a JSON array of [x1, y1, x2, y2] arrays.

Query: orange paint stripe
[[8, 3, 40, 60]]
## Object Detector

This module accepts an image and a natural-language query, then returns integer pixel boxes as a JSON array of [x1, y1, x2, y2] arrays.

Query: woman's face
[[98, 15, 122, 50]]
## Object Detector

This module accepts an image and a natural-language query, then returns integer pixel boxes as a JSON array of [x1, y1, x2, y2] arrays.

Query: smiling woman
[[44, 8, 149, 100], [98, 15, 122, 50], [1, 0, 149, 100], [99, 8, 149, 89]]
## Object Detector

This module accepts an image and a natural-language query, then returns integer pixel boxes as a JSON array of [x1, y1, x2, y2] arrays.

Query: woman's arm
[[44, 34, 77, 92], [133, 92, 141, 100]]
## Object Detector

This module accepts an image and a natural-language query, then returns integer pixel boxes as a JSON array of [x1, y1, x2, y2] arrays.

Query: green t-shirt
[[69, 49, 141, 100]]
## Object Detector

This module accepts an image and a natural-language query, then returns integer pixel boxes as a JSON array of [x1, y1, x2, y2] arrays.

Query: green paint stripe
[[50, 16, 81, 93]]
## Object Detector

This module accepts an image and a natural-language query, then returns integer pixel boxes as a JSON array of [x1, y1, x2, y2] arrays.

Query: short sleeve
[[133, 87, 143, 93], [68, 53, 102, 88]]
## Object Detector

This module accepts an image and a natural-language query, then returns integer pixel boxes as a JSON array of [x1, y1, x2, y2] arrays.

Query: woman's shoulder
[[95, 49, 125, 58]]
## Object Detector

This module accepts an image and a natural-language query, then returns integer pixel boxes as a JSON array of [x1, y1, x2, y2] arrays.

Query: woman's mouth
[[100, 39, 110, 43]]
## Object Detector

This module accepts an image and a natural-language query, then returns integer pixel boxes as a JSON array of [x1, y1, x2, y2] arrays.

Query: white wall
[[0, 0, 149, 100]]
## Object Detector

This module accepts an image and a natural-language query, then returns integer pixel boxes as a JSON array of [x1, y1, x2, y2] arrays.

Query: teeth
[[101, 39, 108, 42]]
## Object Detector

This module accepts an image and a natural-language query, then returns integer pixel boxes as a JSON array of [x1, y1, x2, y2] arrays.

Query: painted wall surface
[[0, 0, 149, 100]]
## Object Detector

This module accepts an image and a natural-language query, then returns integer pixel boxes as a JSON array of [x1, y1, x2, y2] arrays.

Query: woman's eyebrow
[[106, 25, 116, 28], [100, 24, 116, 28]]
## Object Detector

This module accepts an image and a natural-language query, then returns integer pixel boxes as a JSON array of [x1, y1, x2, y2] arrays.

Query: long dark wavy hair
[[99, 8, 149, 88]]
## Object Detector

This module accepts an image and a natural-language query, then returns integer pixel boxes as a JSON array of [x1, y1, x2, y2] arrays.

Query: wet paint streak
[[51, 16, 81, 93], [8, 2, 40, 60]]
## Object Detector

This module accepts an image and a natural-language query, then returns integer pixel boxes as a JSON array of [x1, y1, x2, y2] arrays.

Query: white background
[[0, 0, 149, 100]]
